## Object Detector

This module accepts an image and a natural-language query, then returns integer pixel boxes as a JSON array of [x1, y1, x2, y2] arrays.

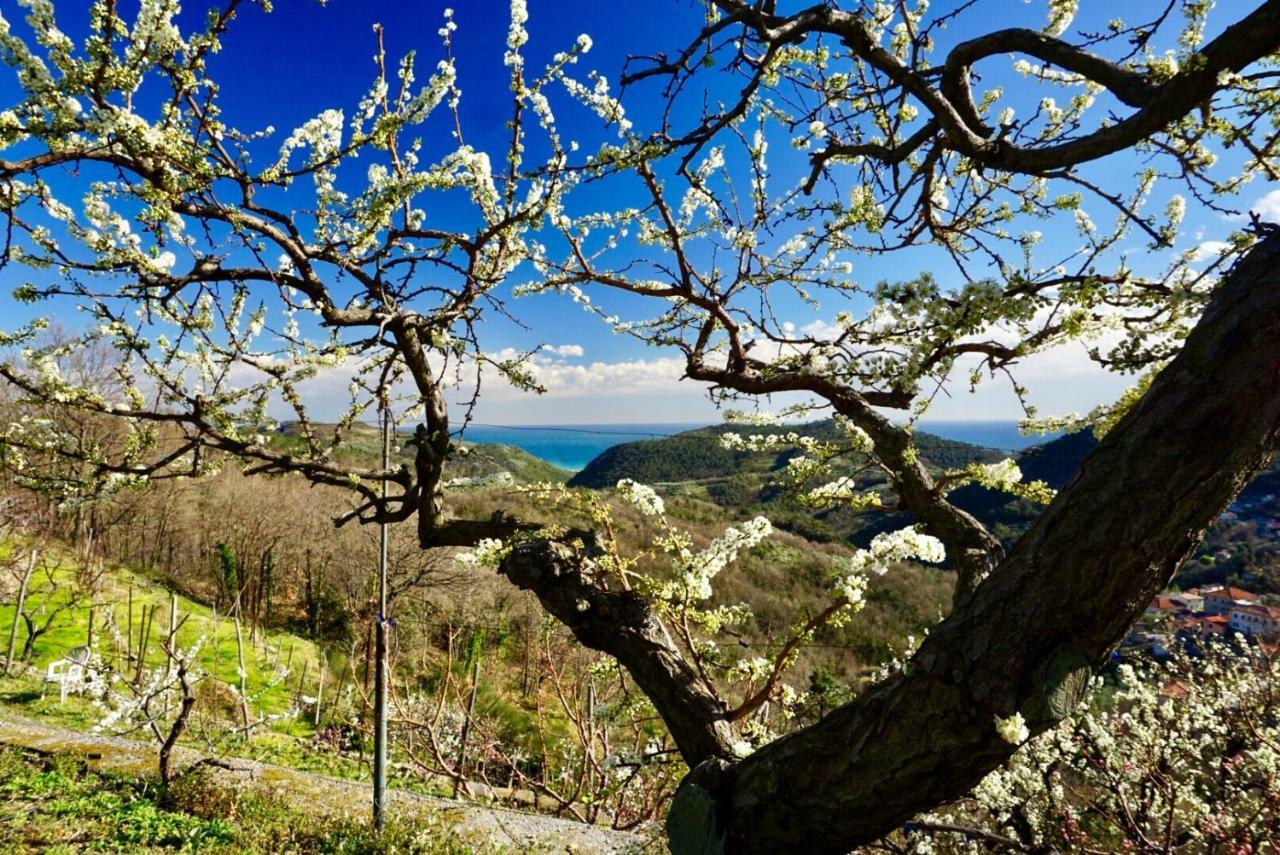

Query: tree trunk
[[3, 552, 35, 676], [158, 657, 197, 786], [668, 232, 1280, 853]]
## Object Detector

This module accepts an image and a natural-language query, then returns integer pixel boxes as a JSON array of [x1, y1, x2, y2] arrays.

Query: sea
[[459, 420, 1052, 473]]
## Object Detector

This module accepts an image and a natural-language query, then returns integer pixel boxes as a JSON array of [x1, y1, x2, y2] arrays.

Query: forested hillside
[[573, 424, 1280, 595], [569, 421, 1003, 488]]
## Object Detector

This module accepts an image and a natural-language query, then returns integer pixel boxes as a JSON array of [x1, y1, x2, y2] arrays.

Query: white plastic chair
[[44, 646, 94, 704]]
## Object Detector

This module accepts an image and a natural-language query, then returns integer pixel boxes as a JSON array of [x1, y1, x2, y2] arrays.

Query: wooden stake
[[295, 660, 309, 708], [234, 612, 250, 733], [126, 586, 134, 664], [314, 656, 326, 728], [165, 592, 177, 678], [134, 604, 155, 688]]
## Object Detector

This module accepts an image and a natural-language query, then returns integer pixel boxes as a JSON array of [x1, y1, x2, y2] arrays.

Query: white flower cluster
[[616, 478, 664, 516], [832, 527, 944, 606], [837, 570, 870, 608], [833, 415, 874, 453], [801, 477, 882, 512], [918, 647, 1280, 852], [561, 71, 632, 136], [994, 711, 1029, 745], [94, 639, 205, 734], [679, 147, 725, 225], [852, 527, 945, 573], [274, 108, 344, 173], [719, 431, 829, 455], [505, 0, 529, 67], [667, 516, 772, 601], [1044, 0, 1078, 37], [973, 458, 1024, 491], [454, 537, 508, 568], [723, 410, 784, 426], [730, 656, 771, 683], [798, 473, 860, 501], [962, 458, 1056, 504]]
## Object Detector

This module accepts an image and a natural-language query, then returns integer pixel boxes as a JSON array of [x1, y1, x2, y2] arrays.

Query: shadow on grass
[[0, 689, 43, 704]]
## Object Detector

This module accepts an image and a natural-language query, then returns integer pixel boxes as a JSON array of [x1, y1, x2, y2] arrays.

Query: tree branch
[[497, 538, 736, 766], [685, 355, 1002, 603], [706, 0, 1280, 175]]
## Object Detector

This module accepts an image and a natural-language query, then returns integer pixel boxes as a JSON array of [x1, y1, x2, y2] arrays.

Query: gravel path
[[0, 710, 661, 854]]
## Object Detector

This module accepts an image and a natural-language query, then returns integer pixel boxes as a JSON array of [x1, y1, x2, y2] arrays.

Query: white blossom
[[617, 478, 664, 516], [994, 711, 1029, 744]]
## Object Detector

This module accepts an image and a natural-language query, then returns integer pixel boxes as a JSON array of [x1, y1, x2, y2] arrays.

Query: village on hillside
[[1128, 584, 1280, 661]]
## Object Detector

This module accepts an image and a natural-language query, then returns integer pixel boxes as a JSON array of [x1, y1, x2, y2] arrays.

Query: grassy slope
[[0, 540, 453, 795], [0, 539, 323, 736]]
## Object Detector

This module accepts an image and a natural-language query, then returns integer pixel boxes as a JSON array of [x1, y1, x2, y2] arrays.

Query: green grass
[[0, 745, 484, 853], [0, 538, 467, 800], [0, 539, 324, 735]]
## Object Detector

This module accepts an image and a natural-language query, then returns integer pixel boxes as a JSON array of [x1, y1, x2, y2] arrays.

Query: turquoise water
[[459, 420, 1050, 472], [460, 423, 709, 471]]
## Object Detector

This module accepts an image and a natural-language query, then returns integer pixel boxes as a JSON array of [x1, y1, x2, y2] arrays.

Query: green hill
[[448, 440, 571, 484], [565, 421, 1004, 545], [568, 420, 1002, 489]]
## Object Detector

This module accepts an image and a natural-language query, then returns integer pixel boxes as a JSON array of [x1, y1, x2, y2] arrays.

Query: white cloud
[[1189, 240, 1231, 263], [501, 355, 686, 400], [921, 340, 1131, 421], [800, 319, 842, 340], [540, 343, 584, 358], [239, 346, 693, 423], [217, 305, 1140, 425], [1251, 188, 1280, 223]]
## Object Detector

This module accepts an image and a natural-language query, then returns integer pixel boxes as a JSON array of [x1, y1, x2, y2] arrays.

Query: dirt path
[[0, 710, 659, 854]]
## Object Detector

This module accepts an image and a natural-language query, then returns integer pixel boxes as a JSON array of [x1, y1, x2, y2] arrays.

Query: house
[[1202, 586, 1260, 616], [1177, 591, 1205, 613], [1122, 630, 1171, 658], [1200, 614, 1232, 637], [1229, 603, 1280, 640], [1147, 593, 1206, 619], [1146, 595, 1187, 618]]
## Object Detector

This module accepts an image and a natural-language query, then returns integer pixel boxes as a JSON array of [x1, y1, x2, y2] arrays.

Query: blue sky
[[1, 0, 1276, 425]]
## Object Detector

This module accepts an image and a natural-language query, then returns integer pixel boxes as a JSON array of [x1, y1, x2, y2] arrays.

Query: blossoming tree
[[527, 0, 1280, 850], [2, 1, 1280, 853]]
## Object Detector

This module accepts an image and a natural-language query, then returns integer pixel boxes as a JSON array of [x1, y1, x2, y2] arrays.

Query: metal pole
[[373, 406, 390, 831]]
